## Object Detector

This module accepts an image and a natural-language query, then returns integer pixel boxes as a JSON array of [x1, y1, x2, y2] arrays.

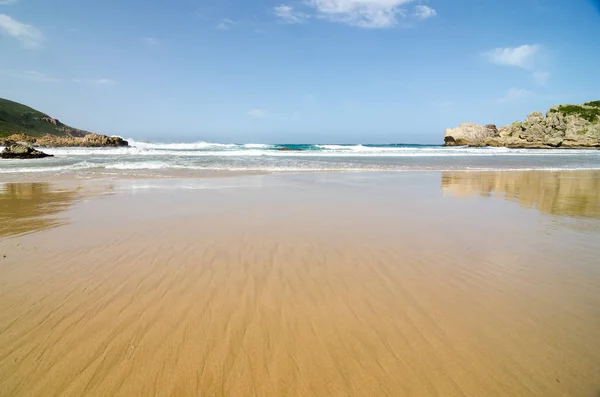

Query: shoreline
[[3, 142, 600, 182], [2, 167, 600, 185]]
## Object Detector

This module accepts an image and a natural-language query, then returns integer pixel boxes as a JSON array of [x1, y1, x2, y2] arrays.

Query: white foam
[[243, 143, 274, 149], [126, 139, 237, 150], [2, 141, 600, 175], [37, 147, 600, 158], [104, 161, 171, 170]]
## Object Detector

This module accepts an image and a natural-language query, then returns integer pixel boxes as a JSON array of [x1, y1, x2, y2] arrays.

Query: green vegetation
[[584, 101, 600, 108], [0, 98, 88, 138], [555, 104, 600, 123], [0, 120, 36, 136]]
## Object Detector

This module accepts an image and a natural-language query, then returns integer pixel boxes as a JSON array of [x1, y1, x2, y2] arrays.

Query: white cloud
[[413, 5, 436, 20], [274, 1, 436, 28], [497, 87, 535, 103], [532, 71, 550, 85], [0, 13, 44, 49], [143, 37, 159, 46], [73, 78, 115, 85], [274, 5, 310, 24], [483, 44, 540, 70], [306, 0, 414, 28], [216, 19, 236, 30], [0, 0, 19, 5], [0, 69, 59, 83], [483, 45, 551, 84], [247, 108, 268, 118]]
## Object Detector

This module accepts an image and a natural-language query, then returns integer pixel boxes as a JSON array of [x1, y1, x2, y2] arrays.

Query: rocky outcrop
[[444, 123, 498, 146], [0, 133, 37, 146], [35, 133, 128, 147], [1, 133, 128, 147], [1, 143, 53, 159], [40, 117, 62, 126], [444, 102, 600, 148]]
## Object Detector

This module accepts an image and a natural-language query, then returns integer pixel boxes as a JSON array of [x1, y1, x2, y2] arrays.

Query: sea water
[[1, 141, 600, 177]]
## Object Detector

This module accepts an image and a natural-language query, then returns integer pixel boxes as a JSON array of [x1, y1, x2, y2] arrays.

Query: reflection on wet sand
[[0, 182, 112, 237], [442, 171, 600, 220]]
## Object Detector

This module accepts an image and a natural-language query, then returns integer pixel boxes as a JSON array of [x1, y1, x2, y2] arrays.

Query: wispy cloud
[[496, 87, 535, 103], [216, 18, 236, 30], [274, 5, 310, 24], [306, 0, 418, 28], [274, 1, 435, 29], [247, 108, 268, 118], [0, 0, 19, 5], [0, 13, 44, 49], [0, 69, 59, 83], [482, 44, 540, 70], [413, 5, 436, 20], [142, 37, 159, 46], [73, 78, 115, 85], [483, 44, 551, 85], [532, 71, 550, 85]]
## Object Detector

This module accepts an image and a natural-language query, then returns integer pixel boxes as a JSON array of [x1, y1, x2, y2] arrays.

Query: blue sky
[[1, 0, 599, 143]]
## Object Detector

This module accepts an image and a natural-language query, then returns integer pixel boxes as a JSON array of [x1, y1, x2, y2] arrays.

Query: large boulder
[[1, 143, 53, 159], [444, 123, 498, 146]]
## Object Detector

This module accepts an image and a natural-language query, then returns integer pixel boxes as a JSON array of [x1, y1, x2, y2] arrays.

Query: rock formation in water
[[35, 133, 128, 147], [1, 143, 53, 159], [444, 101, 600, 148], [0, 133, 128, 148]]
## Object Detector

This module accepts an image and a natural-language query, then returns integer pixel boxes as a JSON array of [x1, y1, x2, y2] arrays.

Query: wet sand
[[1, 171, 600, 396]]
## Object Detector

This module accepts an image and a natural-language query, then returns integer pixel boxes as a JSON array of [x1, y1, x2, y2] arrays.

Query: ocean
[[1, 141, 600, 177]]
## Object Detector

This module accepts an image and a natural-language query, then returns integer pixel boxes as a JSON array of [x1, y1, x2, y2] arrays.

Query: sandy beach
[[1, 171, 600, 396]]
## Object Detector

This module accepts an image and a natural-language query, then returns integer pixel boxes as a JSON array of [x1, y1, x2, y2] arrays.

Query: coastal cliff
[[444, 101, 600, 148], [0, 98, 128, 147]]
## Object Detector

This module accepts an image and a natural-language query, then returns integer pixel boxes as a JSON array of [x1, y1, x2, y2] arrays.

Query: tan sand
[[1, 171, 599, 396]]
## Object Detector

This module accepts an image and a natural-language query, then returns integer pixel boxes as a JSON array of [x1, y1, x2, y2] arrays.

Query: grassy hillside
[[0, 98, 89, 138]]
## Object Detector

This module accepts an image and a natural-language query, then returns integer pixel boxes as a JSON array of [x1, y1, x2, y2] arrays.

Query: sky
[[1, 0, 599, 144]]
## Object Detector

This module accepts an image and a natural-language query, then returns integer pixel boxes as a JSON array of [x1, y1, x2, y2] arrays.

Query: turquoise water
[[1, 141, 600, 176]]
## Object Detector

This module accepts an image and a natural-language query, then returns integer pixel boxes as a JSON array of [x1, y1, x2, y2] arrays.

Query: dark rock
[[1, 143, 53, 159], [277, 147, 303, 151]]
